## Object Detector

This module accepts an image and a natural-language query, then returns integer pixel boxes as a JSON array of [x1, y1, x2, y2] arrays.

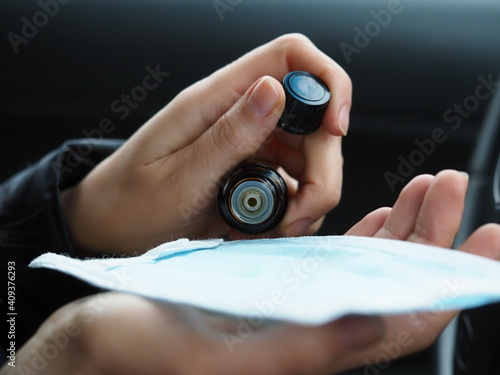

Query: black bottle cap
[[217, 162, 288, 235], [278, 71, 330, 135]]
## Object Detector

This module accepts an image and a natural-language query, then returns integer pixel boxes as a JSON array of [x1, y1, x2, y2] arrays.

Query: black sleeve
[[0, 139, 124, 352]]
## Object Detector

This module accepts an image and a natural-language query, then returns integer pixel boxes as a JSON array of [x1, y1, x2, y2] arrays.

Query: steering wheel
[[437, 72, 500, 375]]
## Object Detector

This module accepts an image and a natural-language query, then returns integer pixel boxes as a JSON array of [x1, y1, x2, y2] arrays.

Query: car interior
[[1, 0, 500, 373]]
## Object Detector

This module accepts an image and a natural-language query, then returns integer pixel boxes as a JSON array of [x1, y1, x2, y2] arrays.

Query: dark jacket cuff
[[0, 139, 123, 255], [0, 139, 123, 351]]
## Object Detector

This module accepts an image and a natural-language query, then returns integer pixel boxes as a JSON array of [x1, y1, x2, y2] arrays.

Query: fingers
[[105, 34, 350, 244], [346, 174, 434, 239], [348, 170, 469, 247], [263, 33, 352, 136], [182, 76, 286, 189], [140, 33, 351, 161], [333, 310, 457, 373], [255, 125, 344, 237], [208, 33, 352, 137], [374, 174, 434, 240], [406, 171, 468, 247], [336, 171, 470, 371], [278, 129, 343, 237], [373, 170, 468, 248], [458, 223, 500, 260], [345, 207, 392, 236], [76, 294, 383, 375], [222, 315, 384, 375], [306, 172, 497, 373]]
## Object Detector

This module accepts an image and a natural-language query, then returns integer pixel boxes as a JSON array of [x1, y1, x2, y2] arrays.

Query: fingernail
[[288, 219, 314, 237], [338, 104, 350, 136], [336, 315, 385, 351], [248, 77, 280, 118]]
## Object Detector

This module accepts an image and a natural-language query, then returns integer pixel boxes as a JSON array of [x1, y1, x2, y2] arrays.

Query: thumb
[[187, 76, 285, 182], [224, 315, 385, 375]]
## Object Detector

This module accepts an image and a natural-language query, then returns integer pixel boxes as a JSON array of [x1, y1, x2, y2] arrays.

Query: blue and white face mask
[[30, 235, 500, 325]]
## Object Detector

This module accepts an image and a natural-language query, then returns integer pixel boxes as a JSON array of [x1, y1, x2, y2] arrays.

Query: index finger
[[218, 315, 384, 375], [210, 33, 352, 136], [141, 33, 350, 164]]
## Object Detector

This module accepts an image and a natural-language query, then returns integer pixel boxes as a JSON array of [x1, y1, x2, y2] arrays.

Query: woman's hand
[[7, 293, 384, 375], [11, 170, 500, 375], [61, 33, 351, 256], [338, 170, 500, 371]]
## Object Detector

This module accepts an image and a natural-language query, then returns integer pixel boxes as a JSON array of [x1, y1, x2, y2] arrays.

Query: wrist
[[60, 173, 118, 257]]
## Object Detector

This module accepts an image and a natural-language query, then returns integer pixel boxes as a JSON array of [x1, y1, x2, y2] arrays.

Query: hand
[[61, 33, 351, 255], [337, 170, 500, 371], [7, 293, 384, 375], [10, 171, 500, 375]]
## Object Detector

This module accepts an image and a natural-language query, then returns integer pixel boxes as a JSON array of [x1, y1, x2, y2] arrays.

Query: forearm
[[59, 153, 135, 257]]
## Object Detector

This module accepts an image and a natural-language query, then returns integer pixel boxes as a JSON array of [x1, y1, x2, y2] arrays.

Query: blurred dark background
[[1, 0, 500, 374], [2, 0, 499, 235]]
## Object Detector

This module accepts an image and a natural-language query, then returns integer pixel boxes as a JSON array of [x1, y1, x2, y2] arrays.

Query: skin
[[4, 171, 500, 375], [60, 33, 351, 256], [4, 35, 500, 374]]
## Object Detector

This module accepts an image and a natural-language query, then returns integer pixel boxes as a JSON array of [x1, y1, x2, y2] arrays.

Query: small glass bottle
[[217, 71, 330, 234]]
